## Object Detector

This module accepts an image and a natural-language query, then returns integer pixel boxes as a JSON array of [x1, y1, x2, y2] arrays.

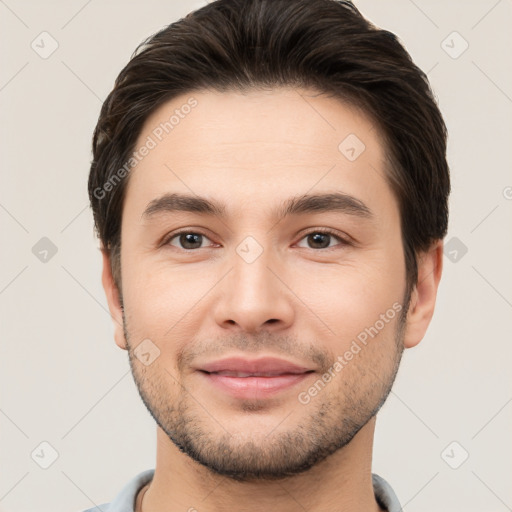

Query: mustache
[[122, 313, 335, 373], [176, 332, 333, 373]]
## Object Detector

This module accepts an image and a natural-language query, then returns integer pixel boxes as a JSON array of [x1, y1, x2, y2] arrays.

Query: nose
[[212, 241, 295, 334]]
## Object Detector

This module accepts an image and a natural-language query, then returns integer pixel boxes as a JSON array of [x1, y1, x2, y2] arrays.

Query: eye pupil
[[180, 233, 202, 249], [308, 232, 330, 249]]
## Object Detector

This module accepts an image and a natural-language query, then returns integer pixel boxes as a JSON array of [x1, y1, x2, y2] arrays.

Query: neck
[[141, 416, 384, 512]]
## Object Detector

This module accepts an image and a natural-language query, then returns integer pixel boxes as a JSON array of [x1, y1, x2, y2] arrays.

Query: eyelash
[[162, 228, 351, 251]]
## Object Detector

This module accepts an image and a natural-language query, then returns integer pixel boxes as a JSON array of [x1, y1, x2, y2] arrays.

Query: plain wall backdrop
[[1, 1, 511, 511]]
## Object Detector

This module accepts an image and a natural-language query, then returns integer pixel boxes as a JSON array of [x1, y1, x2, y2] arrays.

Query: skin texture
[[101, 87, 443, 512]]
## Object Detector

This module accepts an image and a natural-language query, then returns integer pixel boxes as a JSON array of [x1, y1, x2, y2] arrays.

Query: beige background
[[1, 1, 511, 511]]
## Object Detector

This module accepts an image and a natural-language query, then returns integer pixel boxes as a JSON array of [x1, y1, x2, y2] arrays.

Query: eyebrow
[[141, 192, 373, 221]]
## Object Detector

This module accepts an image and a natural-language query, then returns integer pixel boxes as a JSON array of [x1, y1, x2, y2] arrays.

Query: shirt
[[81, 469, 402, 512]]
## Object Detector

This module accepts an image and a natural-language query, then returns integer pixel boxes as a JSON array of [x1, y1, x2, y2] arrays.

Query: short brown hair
[[88, 0, 450, 294]]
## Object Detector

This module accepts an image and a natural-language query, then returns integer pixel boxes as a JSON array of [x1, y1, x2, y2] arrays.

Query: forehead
[[123, 87, 395, 222]]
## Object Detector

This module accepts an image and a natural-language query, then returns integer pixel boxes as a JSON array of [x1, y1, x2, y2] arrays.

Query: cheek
[[121, 257, 213, 353], [288, 246, 406, 352]]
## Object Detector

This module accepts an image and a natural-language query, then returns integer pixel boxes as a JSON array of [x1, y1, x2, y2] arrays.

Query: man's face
[[116, 88, 408, 480]]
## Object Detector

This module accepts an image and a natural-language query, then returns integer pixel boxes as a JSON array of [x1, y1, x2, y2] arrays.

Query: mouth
[[198, 371, 315, 399], [197, 356, 314, 374], [195, 356, 316, 399], [203, 370, 313, 377]]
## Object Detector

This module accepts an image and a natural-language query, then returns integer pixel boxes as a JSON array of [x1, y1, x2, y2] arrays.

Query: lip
[[196, 356, 315, 400], [198, 356, 312, 375]]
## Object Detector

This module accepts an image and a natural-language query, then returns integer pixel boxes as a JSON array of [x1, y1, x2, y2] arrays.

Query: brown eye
[[167, 231, 212, 250], [296, 230, 348, 250]]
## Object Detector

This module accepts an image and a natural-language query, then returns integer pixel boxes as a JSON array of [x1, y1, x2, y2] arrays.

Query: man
[[85, 0, 449, 510]]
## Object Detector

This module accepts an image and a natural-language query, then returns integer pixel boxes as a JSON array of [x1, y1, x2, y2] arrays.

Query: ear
[[403, 240, 444, 349], [101, 247, 128, 350]]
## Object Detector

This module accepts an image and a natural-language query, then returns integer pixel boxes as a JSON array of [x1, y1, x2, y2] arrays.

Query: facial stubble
[[121, 294, 408, 482]]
